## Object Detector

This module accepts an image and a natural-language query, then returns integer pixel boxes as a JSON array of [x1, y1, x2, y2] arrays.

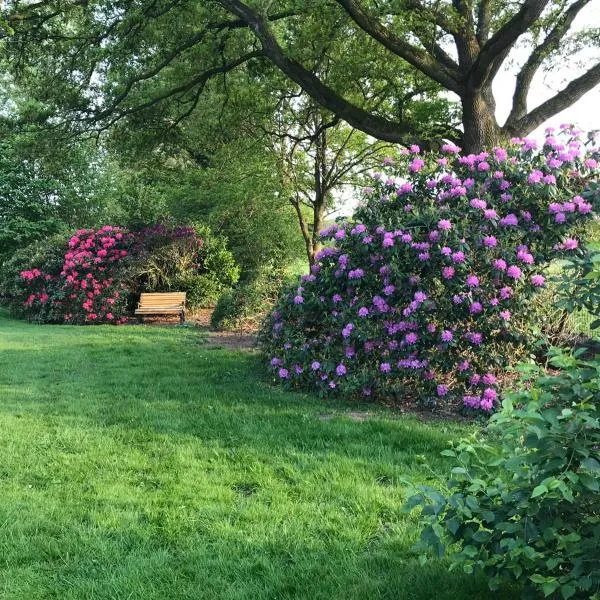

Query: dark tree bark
[[461, 86, 501, 154]]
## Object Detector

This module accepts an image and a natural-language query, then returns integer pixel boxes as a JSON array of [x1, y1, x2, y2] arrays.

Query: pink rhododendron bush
[[17, 226, 135, 324], [260, 129, 599, 412], [0, 222, 236, 324]]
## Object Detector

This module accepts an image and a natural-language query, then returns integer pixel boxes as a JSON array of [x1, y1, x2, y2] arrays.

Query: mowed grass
[[0, 311, 507, 599]]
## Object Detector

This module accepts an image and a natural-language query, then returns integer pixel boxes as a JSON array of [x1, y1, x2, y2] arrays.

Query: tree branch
[[451, 0, 481, 69], [88, 50, 264, 130], [470, 0, 551, 88], [332, 0, 461, 92], [216, 0, 422, 143], [505, 61, 600, 136], [396, 0, 459, 35], [505, 0, 591, 127], [476, 0, 492, 45]]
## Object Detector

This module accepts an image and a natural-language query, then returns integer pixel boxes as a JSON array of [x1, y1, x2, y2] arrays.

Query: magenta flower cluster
[[20, 226, 134, 323], [261, 128, 599, 412]]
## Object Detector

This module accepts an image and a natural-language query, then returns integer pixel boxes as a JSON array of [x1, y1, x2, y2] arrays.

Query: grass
[[0, 310, 509, 599]]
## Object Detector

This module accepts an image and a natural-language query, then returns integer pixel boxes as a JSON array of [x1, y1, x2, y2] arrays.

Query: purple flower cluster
[[263, 128, 599, 413]]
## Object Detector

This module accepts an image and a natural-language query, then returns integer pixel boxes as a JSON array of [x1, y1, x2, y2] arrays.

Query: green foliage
[[211, 264, 292, 332], [0, 310, 506, 600], [407, 348, 600, 599], [165, 140, 307, 276], [191, 223, 240, 306], [555, 191, 600, 330], [0, 137, 69, 265], [525, 277, 581, 345]]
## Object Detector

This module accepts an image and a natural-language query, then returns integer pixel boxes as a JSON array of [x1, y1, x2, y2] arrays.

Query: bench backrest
[[139, 292, 186, 307]]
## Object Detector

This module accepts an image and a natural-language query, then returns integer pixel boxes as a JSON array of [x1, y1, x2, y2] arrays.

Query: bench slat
[[135, 307, 183, 311], [139, 293, 186, 298], [136, 305, 184, 309], [135, 310, 182, 314]]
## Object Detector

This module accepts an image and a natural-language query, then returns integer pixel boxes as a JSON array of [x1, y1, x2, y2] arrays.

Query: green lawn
[[0, 311, 507, 599]]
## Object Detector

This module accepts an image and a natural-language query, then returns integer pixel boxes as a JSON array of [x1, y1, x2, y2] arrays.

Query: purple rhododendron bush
[[260, 129, 599, 412]]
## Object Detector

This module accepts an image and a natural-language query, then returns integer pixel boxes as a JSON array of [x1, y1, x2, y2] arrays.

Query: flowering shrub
[[261, 128, 599, 411], [13, 226, 134, 324], [2, 222, 238, 323], [58, 226, 134, 323], [0, 233, 69, 322]]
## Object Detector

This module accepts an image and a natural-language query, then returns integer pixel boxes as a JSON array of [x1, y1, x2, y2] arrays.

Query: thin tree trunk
[[290, 198, 315, 266], [311, 193, 325, 266]]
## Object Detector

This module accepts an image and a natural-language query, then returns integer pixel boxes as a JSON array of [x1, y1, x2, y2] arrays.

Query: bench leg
[[180, 311, 185, 323]]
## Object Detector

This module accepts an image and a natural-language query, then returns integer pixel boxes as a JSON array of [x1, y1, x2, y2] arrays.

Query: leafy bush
[[555, 214, 600, 331], [125, 222, 238, 308], [211, 264, 290, 332], [190, 223, 239, 306], [407, 348, 600, 599], [260, 129, 599, 410]]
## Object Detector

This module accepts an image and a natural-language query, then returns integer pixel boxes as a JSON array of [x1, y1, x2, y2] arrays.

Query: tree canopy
[[3, 0, 599, 152]]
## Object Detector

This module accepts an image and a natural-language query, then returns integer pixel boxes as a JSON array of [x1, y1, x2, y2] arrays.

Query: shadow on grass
[[0, 316, 513, 599]]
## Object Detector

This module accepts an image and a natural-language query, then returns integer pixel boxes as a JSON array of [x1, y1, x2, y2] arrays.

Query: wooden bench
[[135, 292, 186, 322]]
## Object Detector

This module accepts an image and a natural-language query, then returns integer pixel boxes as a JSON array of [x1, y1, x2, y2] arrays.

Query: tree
[[0, 126, 118, 265], [268, 97, 397, 265], [94, 56, 449, 269], [4, 1, 600, 152]]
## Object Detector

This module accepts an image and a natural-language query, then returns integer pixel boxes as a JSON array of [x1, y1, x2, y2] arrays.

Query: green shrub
[[126, 222, 239, 308], [211, 264, 290, 331], [191, 223, 240, 306], [408, 348, 600, 599]]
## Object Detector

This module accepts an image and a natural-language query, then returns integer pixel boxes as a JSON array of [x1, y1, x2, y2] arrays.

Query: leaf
[[472, 530, 491, 543], [531, 484, 548, 498], [579, 473, 599, 492], [445, 517, 460, 535], [546, 557, 561, 569], [542, 581, 560, 597], [581, 457, 600, 472], [465, 496, 479, 511], [451, 467, 468, 475], [561, 583, 577, 599], [481, 510, 495, 523]]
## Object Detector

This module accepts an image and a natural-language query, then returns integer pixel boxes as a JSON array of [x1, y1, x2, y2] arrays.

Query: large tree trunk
[[460, 86, 501, 154]]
